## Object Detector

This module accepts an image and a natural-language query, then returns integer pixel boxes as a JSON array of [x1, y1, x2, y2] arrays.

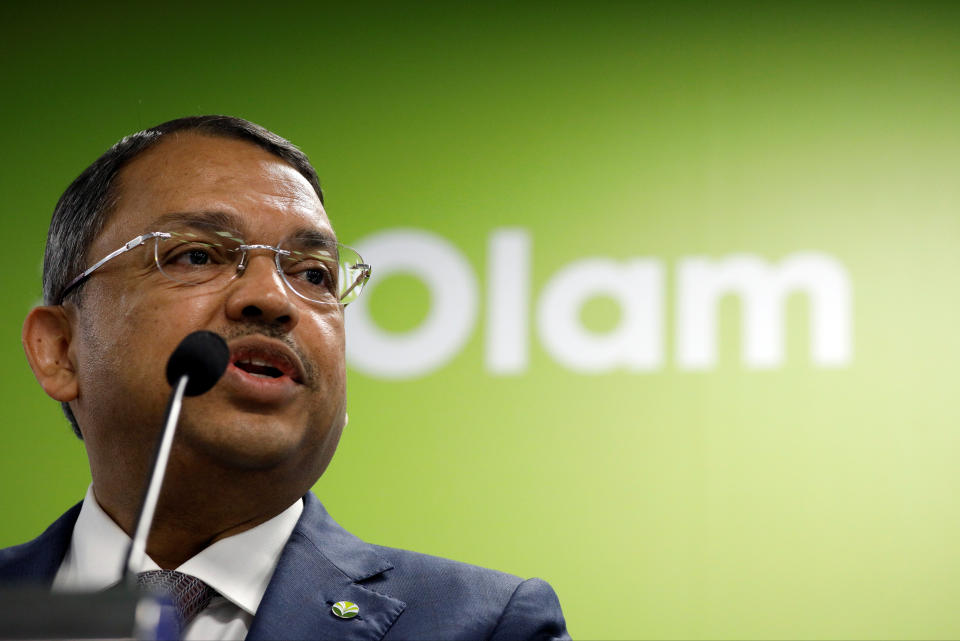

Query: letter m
[[677, 253, 852, 369]]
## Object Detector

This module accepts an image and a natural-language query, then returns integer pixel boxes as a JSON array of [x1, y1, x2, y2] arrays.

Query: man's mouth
[[234, 357, 285, 379], [229, 345, 304, 383]]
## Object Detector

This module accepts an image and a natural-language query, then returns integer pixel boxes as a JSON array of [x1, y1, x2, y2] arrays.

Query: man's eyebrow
[[294, 228, 338, 246], [146, 211, 243, 234], [144, 211, 336, 245]]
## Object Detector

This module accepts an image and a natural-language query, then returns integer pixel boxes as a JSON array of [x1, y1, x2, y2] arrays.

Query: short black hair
[[44, 115, 324, 438]]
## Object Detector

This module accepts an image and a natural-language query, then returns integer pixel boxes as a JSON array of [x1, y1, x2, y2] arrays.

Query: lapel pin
[[332, 600, 359, 619]]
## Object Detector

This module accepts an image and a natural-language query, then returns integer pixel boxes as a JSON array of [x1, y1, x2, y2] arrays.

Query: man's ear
[[22, 306, 79, 403]]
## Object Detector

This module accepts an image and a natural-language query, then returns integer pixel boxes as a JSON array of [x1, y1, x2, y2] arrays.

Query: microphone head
[[165, 331, 230, 397]]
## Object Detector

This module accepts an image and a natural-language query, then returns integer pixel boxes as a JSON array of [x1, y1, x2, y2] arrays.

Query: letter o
[[345, 229, 478, 379]]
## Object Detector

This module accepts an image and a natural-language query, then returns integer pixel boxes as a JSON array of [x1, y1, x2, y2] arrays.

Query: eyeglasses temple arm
[[338, 264, 372, 302], [58, 233, 169, 304]]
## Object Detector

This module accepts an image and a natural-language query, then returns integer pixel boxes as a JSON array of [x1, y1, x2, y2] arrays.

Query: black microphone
[[124, 331, 230, 581], [165, 330, 231, 396]]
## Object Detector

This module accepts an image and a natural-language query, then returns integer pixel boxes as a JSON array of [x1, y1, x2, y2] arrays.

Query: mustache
[[214, 323, 316, 385]]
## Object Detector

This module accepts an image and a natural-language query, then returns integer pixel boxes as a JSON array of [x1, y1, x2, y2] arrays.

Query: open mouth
[[229, 346, 303, 383], [234, 358, 285, 379]]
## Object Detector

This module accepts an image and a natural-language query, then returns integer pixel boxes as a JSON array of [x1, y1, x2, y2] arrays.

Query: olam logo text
[[346, 229, 852, 379]]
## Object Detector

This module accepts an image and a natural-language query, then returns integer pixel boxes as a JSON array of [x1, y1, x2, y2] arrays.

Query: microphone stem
[[123, 374, 189, 583]]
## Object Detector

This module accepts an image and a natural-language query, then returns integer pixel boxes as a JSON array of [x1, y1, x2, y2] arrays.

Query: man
[[0, 116, 569, 640]]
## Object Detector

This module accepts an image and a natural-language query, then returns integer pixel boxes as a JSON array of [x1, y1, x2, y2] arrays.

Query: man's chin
[[177, 417, 313, 471]]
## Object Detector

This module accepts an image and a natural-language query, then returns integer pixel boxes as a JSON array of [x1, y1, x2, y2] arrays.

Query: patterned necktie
[[137, 569, 215, 631]]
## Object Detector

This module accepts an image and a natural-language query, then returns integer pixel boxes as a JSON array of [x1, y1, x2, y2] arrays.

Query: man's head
[[41, 116, 325, 438], [23, 117, 350, 518]]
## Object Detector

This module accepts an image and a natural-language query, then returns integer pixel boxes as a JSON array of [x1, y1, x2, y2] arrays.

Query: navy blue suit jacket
[[0, 492, 569, 640]]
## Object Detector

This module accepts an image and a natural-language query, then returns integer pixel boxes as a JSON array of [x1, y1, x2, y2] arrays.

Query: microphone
[[165, 330, 231, 396], [124, 331, 230, 581]]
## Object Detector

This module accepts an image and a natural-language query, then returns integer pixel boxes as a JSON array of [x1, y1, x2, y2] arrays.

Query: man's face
[[69, 133, 346, 487]]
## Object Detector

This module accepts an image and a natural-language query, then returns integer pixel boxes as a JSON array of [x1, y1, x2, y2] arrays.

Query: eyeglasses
[[58, 226, 372, 307]]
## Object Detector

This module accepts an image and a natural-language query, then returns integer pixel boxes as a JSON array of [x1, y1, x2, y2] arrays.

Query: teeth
[[236, 358, 275, 368], [234, 355, 285, 379], [232, 352, 293, 380]]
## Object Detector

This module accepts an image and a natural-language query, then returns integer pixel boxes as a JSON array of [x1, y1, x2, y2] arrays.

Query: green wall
[[4, 2, 960, 638]]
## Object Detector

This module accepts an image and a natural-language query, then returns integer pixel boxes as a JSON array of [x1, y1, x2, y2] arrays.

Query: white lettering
[[345, 229, 853, 377], [537, 258, 664, 373], [345, 229, 478, 379], [676, 252, 852, 369], [485, 229, 531, 374]]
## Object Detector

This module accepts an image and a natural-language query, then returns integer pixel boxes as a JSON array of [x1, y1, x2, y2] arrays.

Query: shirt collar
[[55, 484, 303, 616]]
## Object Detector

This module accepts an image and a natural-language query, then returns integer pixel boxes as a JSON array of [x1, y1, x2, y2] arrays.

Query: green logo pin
[[332, 600, 359, 619]]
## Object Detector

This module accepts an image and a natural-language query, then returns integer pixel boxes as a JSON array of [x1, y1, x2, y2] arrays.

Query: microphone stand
[[123, 374, 190, 583]]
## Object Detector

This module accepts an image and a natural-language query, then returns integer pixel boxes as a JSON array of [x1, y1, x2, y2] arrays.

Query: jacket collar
[[0, 493, 406, 640], [246, 493, 406, 641]]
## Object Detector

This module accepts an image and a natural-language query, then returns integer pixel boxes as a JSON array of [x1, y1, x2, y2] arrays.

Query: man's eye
[[293, 267, 329, 286], [166, 245, 221, 267], [287, 262, 333, 288], [303, 268, 326, 285], [185, 249, 210, 265]]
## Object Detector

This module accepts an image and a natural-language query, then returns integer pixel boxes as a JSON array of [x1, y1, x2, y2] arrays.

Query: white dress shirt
[[53, 485, 303, 641]]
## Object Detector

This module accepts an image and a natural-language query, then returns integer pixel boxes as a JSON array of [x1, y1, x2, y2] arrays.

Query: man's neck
[[90, 451, 313, 569]]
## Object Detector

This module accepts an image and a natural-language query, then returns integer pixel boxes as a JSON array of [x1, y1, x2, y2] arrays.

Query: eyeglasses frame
[[57, 231, 372, 306]]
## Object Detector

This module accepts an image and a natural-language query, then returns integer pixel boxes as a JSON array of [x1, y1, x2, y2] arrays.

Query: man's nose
[[224, 253, 300, 328]]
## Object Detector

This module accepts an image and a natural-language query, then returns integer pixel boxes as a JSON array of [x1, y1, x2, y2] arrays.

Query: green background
[[3, 2, 960, 638]]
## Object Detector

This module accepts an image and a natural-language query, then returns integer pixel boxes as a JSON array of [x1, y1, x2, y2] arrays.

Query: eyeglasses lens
[[154, 229, 243, 285], [153, 228, 368, 305]]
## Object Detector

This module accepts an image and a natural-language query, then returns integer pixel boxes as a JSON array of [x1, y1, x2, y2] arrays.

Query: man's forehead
[[104, 133, 333, 243]]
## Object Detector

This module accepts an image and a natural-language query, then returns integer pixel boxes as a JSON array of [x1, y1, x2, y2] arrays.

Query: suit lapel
[[0, 502, 81, 585], [246, 494, 405, 641]]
